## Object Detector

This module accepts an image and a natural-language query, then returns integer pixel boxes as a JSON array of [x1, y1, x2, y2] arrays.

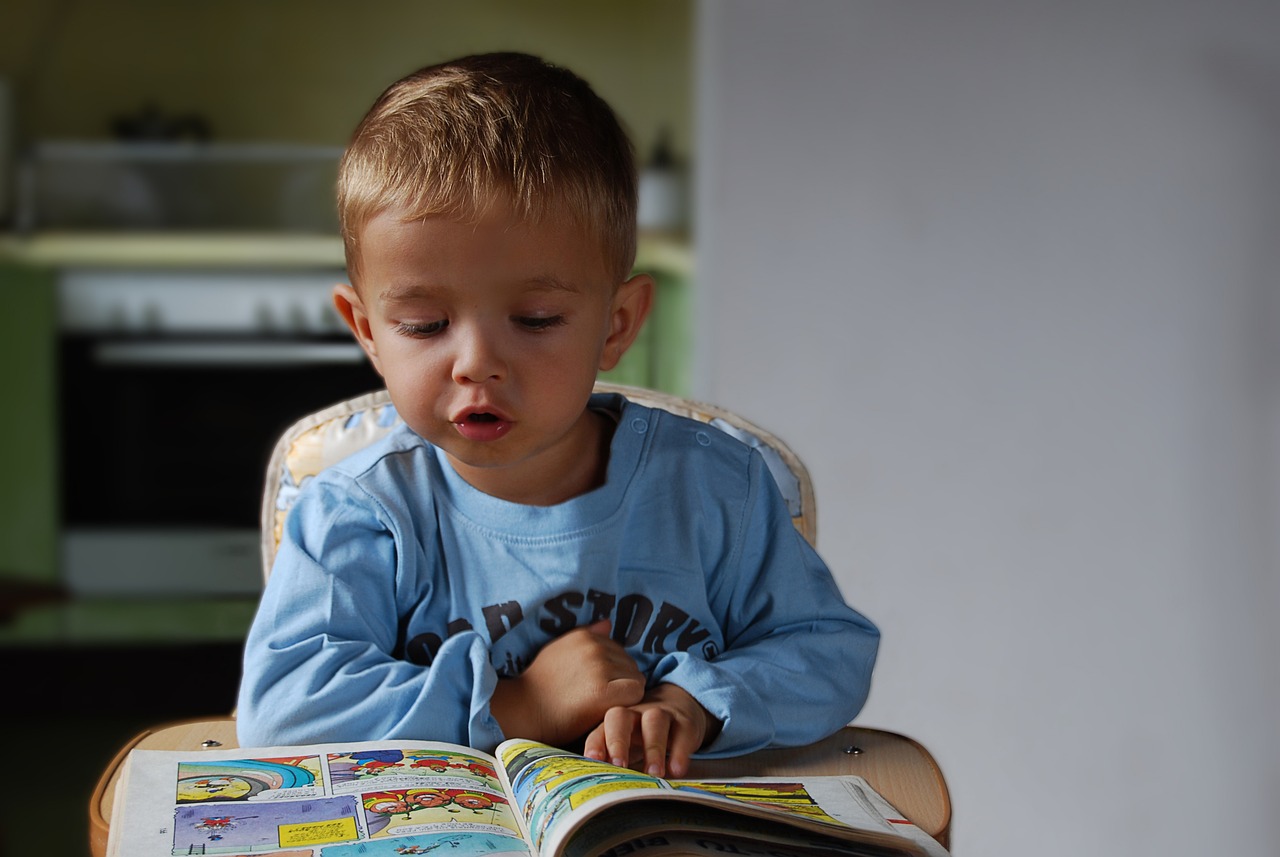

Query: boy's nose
[[451, 330, 506, 384]]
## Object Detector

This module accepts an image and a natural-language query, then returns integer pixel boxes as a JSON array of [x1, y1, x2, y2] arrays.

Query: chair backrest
[[260, 382, 816, 580]]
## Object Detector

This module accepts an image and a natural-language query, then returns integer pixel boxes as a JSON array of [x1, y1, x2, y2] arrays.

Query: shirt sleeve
[[649, 448, 880, 757], [235, 475, 507, 752]]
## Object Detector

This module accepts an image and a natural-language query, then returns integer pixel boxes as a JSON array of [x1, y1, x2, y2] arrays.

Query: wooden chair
[[89, 383, 951, 855]]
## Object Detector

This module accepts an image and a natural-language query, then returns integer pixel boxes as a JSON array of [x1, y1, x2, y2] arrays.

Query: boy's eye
[[514, 315, 566, 331], [395, 320, 448, 337]]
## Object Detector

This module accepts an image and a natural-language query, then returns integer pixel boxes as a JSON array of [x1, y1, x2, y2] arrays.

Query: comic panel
[[328, 748, 500, 793], [668, 781, 843, 826], [359, 787, 521, 840], [172, 795, 360, 855], [177, 756, 326, 803], [318, 830, 532, 857]]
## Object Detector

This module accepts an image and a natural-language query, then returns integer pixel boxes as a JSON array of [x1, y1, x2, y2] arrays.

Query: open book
[[107, 738, 949, 857]]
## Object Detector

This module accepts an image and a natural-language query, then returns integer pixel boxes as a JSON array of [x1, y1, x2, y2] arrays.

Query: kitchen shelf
[[0, 231, 689, 273], [0, 231, 346, 269]]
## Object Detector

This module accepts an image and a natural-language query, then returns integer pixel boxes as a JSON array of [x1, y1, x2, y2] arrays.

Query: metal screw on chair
[[843, 745, 864, 755], [201, 739, 223, 747]]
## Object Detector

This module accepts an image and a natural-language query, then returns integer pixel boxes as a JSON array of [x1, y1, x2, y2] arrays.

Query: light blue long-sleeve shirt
[[237, 393, 879, 755]]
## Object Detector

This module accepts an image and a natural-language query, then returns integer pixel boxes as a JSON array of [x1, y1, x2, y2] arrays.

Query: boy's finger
[[663, 716, 702, 779], [602, 706, 638, 769], [640, 707, 672, 778], [582, 724, 608, 762]]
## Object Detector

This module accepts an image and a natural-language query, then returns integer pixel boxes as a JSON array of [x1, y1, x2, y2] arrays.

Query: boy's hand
[[490, 620, 645, 746], [582, 682, 721, 779]]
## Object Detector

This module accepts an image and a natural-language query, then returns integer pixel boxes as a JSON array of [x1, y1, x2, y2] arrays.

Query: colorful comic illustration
[[318, 830, 531, 857], [497, 741, 571, 784], [669, 781, 842, 826], [172, 795, 360, 855], [360, 787, 520, 839], [176, 756, 325, 803], [501, 744, 664, 851], [328, 749, 499, 790]]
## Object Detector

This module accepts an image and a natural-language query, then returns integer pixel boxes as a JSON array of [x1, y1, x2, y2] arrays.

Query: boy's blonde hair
[[338, 52, 637, 285]]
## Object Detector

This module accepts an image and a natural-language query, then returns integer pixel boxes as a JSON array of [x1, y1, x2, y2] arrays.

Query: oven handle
[[93, 341, 368, 367]]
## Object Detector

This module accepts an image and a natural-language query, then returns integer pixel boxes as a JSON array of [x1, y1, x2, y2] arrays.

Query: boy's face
[[333, 205, 651, 504]]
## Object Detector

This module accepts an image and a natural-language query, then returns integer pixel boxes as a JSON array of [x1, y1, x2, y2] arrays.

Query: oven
[[57, 268, 383, 596]]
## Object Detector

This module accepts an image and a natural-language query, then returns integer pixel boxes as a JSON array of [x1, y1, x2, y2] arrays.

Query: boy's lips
[[451, 408, 514, 442]]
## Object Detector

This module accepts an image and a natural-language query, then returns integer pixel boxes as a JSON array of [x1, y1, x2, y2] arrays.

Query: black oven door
[[59, 333, 382, 596]]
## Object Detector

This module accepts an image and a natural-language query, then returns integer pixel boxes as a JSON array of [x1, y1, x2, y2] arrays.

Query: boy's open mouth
[[453, 410, 512, 442]]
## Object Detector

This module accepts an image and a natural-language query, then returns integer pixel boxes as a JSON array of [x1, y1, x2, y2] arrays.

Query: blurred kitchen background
[[0, 2, 692, 854], [2, 2, 1278, 856]]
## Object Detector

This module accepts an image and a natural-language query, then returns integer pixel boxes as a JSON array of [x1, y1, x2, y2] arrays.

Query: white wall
[[695, 2, 1279, 855]]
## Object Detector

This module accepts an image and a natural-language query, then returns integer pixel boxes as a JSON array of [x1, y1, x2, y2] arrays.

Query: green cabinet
[[0, 263, 58, 585], [599, 239, 692, 395]]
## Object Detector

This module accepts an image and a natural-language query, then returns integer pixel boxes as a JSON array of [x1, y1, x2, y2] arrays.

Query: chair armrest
[[686, 726, 951, 849], [89, 716, 238, 857]]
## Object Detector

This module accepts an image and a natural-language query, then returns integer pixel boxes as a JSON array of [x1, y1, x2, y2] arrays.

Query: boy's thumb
[[586, 619, 613, 637]]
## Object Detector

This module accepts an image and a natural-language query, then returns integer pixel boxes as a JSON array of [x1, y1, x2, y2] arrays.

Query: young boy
[[236, 52, 879, 778]]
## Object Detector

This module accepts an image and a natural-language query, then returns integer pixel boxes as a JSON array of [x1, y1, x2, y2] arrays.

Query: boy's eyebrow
[[523, 275, 583, 294], [378, 276, 582, 302], [378, 284, 444, 302]]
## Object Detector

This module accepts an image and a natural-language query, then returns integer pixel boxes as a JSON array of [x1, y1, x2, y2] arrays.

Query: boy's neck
[[447, 407, 618, 506]]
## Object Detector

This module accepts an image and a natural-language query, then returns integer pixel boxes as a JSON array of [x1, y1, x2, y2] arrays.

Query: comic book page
[[107, 739, 531, 857], [108, 738, 946, 857], [494, 741, 941, 857]]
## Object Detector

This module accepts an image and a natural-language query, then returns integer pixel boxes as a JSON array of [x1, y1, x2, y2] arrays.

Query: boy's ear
[[333, 283, 384, 375], [599, 273, 654, 372]]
